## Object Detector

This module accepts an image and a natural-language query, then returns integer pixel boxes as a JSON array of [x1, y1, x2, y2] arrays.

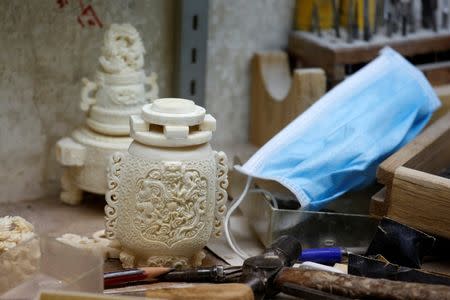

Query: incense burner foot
[[60, 170, 83, 205]]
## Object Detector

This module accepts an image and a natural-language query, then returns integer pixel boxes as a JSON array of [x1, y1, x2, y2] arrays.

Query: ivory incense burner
[[105, 98, 228, 268], [56, 24, 158, 204]]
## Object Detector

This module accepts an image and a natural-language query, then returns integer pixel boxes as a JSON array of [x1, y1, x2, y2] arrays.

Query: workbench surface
[[3, 191, 450, 298]]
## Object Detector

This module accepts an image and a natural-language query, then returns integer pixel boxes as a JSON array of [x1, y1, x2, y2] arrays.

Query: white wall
[[0, 0, 295, 203]]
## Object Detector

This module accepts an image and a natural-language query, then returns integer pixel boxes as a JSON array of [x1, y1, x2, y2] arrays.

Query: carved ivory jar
[[105, 98, 228, 268]]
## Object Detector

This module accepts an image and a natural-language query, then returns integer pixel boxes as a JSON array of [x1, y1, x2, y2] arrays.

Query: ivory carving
[[0, 216, 39, 294], [105, 98, 228, 268], [56, 23, 158, 204], [56, 230, 120, 260]]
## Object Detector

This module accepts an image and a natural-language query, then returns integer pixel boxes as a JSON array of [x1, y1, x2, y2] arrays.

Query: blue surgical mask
[[225, 48, 441, 258]]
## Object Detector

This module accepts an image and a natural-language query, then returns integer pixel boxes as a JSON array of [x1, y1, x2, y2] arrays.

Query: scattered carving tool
[[363, 0, 371, 41], [348, 254, 450, 286], [104, 267, 173, 288], [300, 247, 366, 265], [331, 0, 340, 38], [312, 0, 322, 37], [365, 217, 435, 269], [159, 265, 242, 283], [107, 235, 450, 299], [274, 268, 450, 300], [104, 265, 242, 288]]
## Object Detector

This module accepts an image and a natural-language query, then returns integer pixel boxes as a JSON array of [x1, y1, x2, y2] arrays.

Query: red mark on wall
[[57, 0, 103, 28], [77, 0, 103, 28], [57, 0, 69, 8]]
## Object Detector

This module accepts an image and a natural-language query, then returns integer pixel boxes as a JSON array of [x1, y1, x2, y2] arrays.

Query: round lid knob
[[151, 98, 196, 114], [142, 98, 206, 126], [130, 98, 216, 147]]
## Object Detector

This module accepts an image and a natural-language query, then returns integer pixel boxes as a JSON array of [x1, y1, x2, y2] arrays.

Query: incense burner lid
[[130, 98, 216, 147]]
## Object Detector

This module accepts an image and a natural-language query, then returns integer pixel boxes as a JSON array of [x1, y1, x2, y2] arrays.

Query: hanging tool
[[408, 0, 416, 33], [352, 0, 359, 39], [363, 0, 371, 41], [422, 0, 438, 31], [400, 0, 410, 36], [374, 0, 384, 35], [331, 0, 341, 38], [347, 0, 354, 42], [443, 0, 449, 29], [311, 0, 322, 37], [384, 0, 393, 37]]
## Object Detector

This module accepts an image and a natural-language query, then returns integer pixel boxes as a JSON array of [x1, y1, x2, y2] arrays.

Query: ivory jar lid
[[130, 98, 216, 147]]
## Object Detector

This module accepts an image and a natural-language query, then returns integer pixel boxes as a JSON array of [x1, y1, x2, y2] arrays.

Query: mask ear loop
[[224, 176, 253, 259]]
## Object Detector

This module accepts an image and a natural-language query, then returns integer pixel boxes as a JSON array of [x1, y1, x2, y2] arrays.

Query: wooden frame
[[250, 51, 326, 146], [371, 112, 450, 239]]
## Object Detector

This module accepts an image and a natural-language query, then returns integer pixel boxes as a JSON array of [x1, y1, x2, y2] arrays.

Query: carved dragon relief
[[99, 23, 145, 74], [134, 162, 208, 247]]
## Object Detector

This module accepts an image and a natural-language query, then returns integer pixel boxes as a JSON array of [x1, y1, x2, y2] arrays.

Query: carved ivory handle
[[80, 77, 98, 111], [55, 137, 86, 167], [145, 72, 159, 102], [213, 151, 229, 237]]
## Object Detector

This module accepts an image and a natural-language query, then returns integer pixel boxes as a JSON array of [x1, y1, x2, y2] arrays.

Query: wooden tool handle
[[145, 283, 254, 300], [275, 268, 450, 300]]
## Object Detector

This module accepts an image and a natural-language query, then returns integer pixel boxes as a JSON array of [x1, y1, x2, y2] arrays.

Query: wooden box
[[371, 112, 450, 239]]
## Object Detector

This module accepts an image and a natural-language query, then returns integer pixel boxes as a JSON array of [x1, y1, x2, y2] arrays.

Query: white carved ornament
[[99, 23, 145, 74]]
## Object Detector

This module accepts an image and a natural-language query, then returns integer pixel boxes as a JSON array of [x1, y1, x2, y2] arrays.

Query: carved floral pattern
[[134, 162, 208, 247]]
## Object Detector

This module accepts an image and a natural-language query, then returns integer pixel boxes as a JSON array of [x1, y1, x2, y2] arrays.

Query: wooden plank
[[372, 112, 450, 217], [369, 187, 387, 217], [420, 62, 450, 86], [388, 166, 450, 239], [433, 84, 450, 123], [249, 51, 326, 146], [377, 112, 450, 185], [146, 283, 254, 300]]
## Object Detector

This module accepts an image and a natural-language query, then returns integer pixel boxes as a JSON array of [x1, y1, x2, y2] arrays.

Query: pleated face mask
[[225, 48, 441, 259]]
